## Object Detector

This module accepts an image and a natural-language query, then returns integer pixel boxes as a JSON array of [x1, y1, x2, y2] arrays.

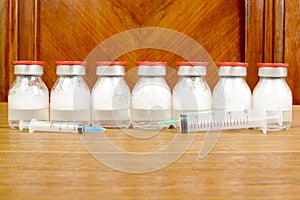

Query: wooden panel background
[[0, 0, 8, 101], [37, 0, 244, 91], [285, 0, 300, 104], [0, 0, 299, 103]]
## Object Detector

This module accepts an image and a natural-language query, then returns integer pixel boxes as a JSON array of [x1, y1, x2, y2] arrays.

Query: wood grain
[[0, 0, 244, 99], [285, 0, 300, 104], [245, 0, 299, 105], [7, 0, 19, 90], [0, 0, 9, 102], [263, 0, 285, 63], [1, 0, 299, 103], [18, 0, 38, 60], [245, 0, 264, 90], [0, 102, 300, 199], [38, 0, 244, 91], [273, 0, 285, 62]]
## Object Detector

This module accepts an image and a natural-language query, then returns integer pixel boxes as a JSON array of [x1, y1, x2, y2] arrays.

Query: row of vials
[[8, 61, 292, 131]]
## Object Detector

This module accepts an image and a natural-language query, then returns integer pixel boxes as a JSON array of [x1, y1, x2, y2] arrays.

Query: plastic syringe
[[19, 119, 105, 134], [160, 109, 282, 134]]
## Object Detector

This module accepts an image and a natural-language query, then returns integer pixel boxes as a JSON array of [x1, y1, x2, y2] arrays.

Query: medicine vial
[[131, 62, 171, 130], [8, 61, 49, 128], [172, 62, 212, 121], [50, 61, 90, 124], [252, 63, 292, 131], [91, 61, 131, 128], [212, 62, 251, 110]]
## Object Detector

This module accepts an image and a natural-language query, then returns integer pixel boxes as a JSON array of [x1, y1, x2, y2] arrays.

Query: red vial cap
[[55, 61, 87, 66], [176, 62, 208, 66], [216, 62, 248, 67], [96, 61, 126, 66], [136, 61, 167, 66], [13, 61, 45, 66], [257, 63, 289, 68]]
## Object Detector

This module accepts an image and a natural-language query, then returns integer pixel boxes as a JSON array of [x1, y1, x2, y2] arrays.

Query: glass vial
[[212, 62, 251, 110], [131, 62, 171, 130], [8, 61, 49, 128], [252, 63, 292, 131], [172, 62, 212, 121], [92, 61, 131, 128], [50, 61, 90, 124]]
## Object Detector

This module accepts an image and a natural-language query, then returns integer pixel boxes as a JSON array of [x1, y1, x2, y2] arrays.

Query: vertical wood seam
[[245, 0, 286, 89], [18, 0, 38, 60], [33, 0, 38, 60], [7, 0, 19, 98], [245, 0, 264, 90], [273, 0, 285, 62], [263, 0, 285, 62], [263, 0, 273, 62]]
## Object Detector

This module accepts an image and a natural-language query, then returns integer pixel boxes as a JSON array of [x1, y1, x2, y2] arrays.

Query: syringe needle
[[159, 120, 178, 128], [86, 125, 106, 133]]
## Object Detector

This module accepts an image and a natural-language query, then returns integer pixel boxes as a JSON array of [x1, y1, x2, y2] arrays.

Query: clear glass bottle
[[92, 61, 131, 128], [253, 63, 292, 131], [131, 61, 171, 130], [50, 61, 90, 125], [212, 62, 251, 110], [172, 62, 212, 121], [8, 61, 49, 128]]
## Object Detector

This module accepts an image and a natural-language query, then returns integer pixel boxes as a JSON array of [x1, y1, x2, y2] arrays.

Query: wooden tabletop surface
[[0, 102, 299, 199]]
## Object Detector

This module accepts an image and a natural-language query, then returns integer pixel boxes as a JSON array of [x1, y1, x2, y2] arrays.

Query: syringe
[[160, 109, 282, 134], [19, 119, 105, 134]]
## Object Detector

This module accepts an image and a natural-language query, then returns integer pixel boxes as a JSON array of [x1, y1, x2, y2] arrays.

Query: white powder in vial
[[92, 77, 130, 110], [253, 78, 292, 110], [50, 64, 90, 124], [132, 83, 171, 110], [51, 77, 90, 110], [131, 63, 171, 130], [92, 75, 131, 128], [252, 63, 292, 130], [9, 80, 48, 109], [8, 62, 49, 128], [212, 77, 251, 110], [213, 63, 251, 110], [172, 63, 212, 122]]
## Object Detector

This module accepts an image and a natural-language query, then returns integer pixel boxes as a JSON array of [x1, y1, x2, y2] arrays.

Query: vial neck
[[137, 76, 169, 89], [58, 75, 85, 81], [139, 76, 166, 82], [260, 77, 285, 80], [16, 75, 41, 78], [16, 75, 42, 81], [258, 77, 287, 85], [220, 76, 245, 79], [140, 76, 164, 78], [96, 76, 124, 86], [59, 75, 84, 78], [180, 76, 204, 81], [98, 76, 123, 80]]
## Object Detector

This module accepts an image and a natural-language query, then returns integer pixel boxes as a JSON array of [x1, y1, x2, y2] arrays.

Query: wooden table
[[0, 102, 299, 199]]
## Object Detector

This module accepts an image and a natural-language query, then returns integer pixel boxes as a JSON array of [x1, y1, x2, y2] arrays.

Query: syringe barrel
[[29, 119, 84, 133], [180, 111, 212, 133], [179, 109, 282, 133]]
